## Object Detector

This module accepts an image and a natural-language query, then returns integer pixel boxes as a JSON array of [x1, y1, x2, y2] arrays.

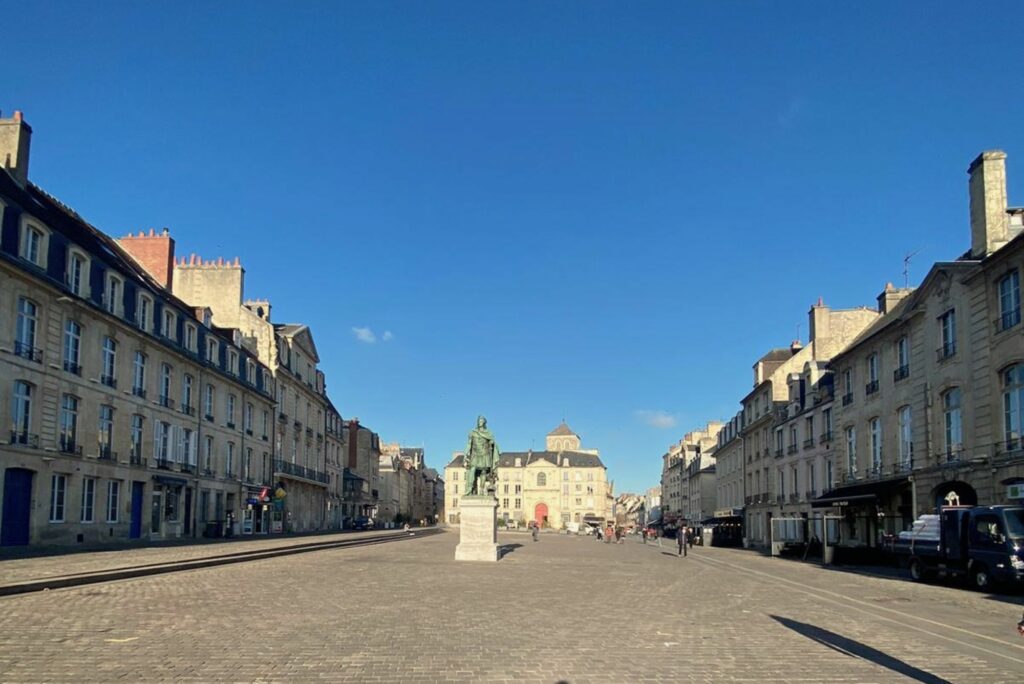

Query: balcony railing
[[100, 374, 117, 389], [995, 308, 1021, 333], [936, 344, 956, 362], [895, 459, 914, 473], [63, 360, 82, 375], [865, 380, 879, 395], [305, 427, 313, 438], [893, 365, 910, 382], [745, 495, 754, 505], [787, 444, 798, 454], [278, 412, 288, 423], [788, 493, 799, 504], [226, 421, 236, 429], [262, 433, 269, 442], [181, 404, 196, 417], [129, 451, 146, 467], [132, 386, 147, 399], [842, 393, 853, 406], [940, 447, 964, 465], [179, 462, 196, 474], [204, 413, 214, 422], [842, 471, 858, 484], [273, 458, 329, 484], [59, 437, 82, 456], [803, 438, 815, 449], [775, 494, 785, 504], [819, 431, 833, 444], [774, 448, 783, 458], [9, 430, 39, 448], [13, 341, 42, 363], [98, 445, 117, 461], [155, 458, 174, 470], [866, 464, 882, 478], [159, 395, 176, 410]]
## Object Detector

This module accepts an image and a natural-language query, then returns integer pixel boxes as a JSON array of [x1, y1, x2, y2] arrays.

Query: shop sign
[[1008, 484, 1024, 499]]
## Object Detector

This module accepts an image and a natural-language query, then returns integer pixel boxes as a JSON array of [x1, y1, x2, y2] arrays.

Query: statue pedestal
[[455, 496, 499, 562]]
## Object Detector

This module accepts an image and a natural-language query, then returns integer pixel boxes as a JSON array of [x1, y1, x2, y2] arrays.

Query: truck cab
[[898, 505, 1024, 589]]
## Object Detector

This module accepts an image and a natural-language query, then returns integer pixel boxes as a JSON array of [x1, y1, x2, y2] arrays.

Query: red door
[[534, 503, 548, 527]]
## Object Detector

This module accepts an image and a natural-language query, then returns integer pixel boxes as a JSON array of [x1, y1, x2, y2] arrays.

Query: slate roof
[[548, 422, 576, 436], [446, 450, 604, 469]]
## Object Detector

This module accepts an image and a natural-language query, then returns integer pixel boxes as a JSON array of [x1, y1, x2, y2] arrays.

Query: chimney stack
[[0, 110, 32, 187], [968, 150, 1009, 258], [117, 228, 176, 289], [877, 282, 911, 314]]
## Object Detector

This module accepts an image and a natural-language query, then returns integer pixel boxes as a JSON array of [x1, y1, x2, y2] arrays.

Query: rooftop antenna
[[903, 249, 922, 289]]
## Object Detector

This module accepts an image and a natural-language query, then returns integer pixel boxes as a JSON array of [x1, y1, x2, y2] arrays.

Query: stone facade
[[0, 114, 278, 546], [444, 423, 611, 528], [659, 423, 722, 527]]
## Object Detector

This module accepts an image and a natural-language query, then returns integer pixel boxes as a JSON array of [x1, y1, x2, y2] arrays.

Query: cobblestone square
[[1, 530, 1023, 682]]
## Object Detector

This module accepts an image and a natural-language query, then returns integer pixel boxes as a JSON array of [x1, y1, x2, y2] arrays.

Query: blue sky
[[5, 2, 1024, 492]]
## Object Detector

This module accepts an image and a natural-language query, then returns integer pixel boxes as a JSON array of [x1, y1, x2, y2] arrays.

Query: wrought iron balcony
[[803, 438, 815, 449], [774, 448, 783, 458], [787, 444, 798, 454], [9, 431, 39, 448], [13, 341, 42, 363], [129, 450, 146, 467], [159, 395, 176, 410], [226, 421, 236, 430], [893, 365, 910, 382], [246, 428, 253, 436], [273, 458, 329, 484], [788, 493, 799, 504], [819, 431, 833, 444], [181, 404, 196, 417], [100, 374, 117, 389], [155, 458, 173, 470], [132, 386, 147, 399], [98, 445, 117, 461], [63, 360, 82, 375], [936, 343, 956, 362], [865, 380, 879, 395], [278, 412, 288, 422], [895, 459, 914, 473], [842, 393, 853, 406], [204, 413, 214, 422], [179, 462, 196, 474], [776, 494, 785, 504], [59, 436, 82, 456]]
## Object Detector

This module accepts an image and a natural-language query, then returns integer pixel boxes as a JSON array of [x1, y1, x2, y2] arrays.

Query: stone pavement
[[0, 528, 413, 588], [1, 530, 1023, 682]]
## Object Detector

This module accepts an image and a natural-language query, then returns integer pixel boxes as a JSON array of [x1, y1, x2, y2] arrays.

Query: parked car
[[351, 516, 374, 531], [891, 506, 1024, 589]]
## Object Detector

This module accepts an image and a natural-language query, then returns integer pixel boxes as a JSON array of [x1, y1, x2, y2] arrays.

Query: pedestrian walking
[[688, 527, 696, 549], [615, 527, 622, 544], [641, 528, 647, 545], [531, 522, 539, 542], [677, 528, 687, 557], [596, 526, 603, 541]]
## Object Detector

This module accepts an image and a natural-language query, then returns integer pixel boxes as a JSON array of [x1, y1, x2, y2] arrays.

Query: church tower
[[546, 422, 581, 452]]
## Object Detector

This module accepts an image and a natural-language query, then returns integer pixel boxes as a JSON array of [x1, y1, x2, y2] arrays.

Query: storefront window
[[165, 487, 180, 521]]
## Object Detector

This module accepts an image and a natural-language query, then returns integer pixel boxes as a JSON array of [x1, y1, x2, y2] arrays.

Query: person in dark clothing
[[531, 522, 539, 542], [677, 528, 687, 557]]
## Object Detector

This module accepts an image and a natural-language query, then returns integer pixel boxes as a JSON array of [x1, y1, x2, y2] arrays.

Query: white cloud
[[382, 331, 394, 342], [352, 327, 376, 344], [634, 410, 678, 429]]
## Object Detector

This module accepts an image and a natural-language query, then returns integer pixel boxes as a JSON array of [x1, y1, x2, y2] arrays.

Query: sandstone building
[[444, 422, 612, 528]]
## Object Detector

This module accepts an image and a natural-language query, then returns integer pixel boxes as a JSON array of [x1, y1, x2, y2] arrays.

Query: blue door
[[1, 468, 34, 546], [129, 482, 145, 539]]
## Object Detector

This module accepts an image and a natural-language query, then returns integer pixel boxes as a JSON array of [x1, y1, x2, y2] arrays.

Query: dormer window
[[207, 338, 218, 362], [228, 350, 238, 375], [163, 310, 176, 341], [19, 220, 48, 268], [137, 294, 152, 331], [203, 310, 212, 327], [105, 274, 123, 316], [246, 360, 256, 384], [184, 324, 196, 352], [66, 249, 89, 297]]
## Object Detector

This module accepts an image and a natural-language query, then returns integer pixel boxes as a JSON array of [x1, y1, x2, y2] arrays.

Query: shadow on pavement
[[770, 615, 952, 684], [499, 543, 523, 559]]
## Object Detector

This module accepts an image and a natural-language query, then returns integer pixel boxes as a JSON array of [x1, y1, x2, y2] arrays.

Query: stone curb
[[0, 528, 444, 597]]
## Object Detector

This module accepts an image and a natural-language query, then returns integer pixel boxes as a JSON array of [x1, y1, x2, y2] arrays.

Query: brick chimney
[[118, 228, 176, 289], [968, 150, 1009, 258], [347, 419, 360, 469], [0, 110, 32, 187]]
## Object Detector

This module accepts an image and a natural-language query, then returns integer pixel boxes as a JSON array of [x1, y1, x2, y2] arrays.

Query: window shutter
[[189, 431, 198, 466]]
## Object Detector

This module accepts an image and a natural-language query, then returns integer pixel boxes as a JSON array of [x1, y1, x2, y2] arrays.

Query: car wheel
[[970, 564, 991, 590]]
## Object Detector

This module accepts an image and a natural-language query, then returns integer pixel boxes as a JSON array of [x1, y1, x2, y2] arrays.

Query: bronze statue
[[464, 415, 499, 496]]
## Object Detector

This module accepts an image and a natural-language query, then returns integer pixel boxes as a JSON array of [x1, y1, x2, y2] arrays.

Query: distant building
[[444, 422, 611, 528]]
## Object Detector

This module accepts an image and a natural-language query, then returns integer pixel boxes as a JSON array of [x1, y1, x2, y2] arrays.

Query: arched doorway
[[534, 502, 548, 527], [931, 480, 978, 511]]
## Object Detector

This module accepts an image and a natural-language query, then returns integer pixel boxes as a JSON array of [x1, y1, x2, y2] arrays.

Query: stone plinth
[[455, 496, 499, 562]]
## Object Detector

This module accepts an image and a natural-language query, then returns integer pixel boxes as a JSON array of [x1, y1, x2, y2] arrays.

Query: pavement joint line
[[0, 529, 442, 598], [689, 550, 1024, 665]]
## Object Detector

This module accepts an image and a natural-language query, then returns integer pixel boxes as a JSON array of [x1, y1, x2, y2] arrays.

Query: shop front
[[151, 475, 190, 540], [810, 476, 910, 563], [242, 485, 272, 535]]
